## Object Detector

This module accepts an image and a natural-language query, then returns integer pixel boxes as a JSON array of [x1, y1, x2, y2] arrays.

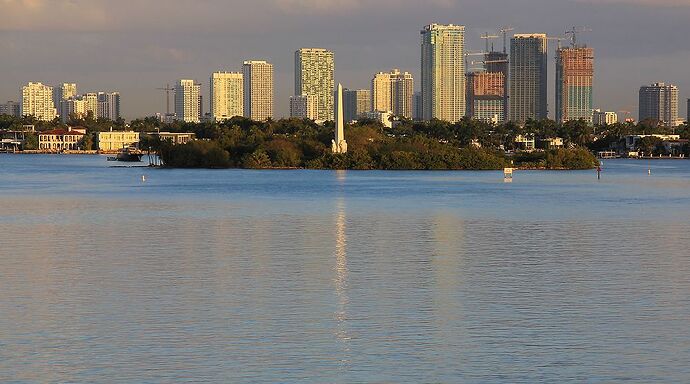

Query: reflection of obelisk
[[332, 83, 348, 154]]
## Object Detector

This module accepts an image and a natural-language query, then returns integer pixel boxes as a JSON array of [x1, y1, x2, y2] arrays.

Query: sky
[[1, 0, 689, 120]]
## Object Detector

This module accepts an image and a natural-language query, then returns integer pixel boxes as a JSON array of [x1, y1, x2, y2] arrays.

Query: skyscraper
[[84, 93, 99, 118], [509, 34, 548, 123], [242, 60, 273, 121], [21, 82, 56, 121], [175, 79, 201, 123], [466, 71, 506, 124], [686, 98, 689, 123], [343, 89, 371, 122], [485, 51, 509, 122], [421, 24, 465, 122], [210, 72, 243, 121], [639, 83, 679, 127], [372, 69, 414, 119], [556, 46, 594, 124], [295, 48, 334, 122], [97, 92, 121, 121]]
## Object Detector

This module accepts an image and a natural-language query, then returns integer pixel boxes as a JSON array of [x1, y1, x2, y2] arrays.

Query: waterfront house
[[98, 130, 140, 152], [38, 128, 85, 151]]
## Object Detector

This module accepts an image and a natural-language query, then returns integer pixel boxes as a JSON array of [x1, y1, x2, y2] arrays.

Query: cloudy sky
[[1, 0, 689, 120]]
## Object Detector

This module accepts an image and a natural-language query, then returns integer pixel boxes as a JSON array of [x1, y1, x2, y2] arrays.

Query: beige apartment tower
[[22, 82, 56, 121], [290, 94, 319, 121], [372, 69, 413, 119], [295, 48, 334, 122], [175, 79, 201, 123], [242, 60, 273, 121], [421, 24, 465, 122], [210, 72, 243, 121]]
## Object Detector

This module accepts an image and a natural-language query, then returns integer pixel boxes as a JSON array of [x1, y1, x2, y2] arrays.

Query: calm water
[[1, 154, 689, 383]]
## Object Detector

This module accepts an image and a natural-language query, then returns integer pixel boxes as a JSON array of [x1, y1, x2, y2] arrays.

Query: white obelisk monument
[[332, 83, 348, 154]]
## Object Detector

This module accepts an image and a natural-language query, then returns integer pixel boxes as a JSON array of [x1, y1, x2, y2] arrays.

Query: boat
[[114, 145, 144, 162]]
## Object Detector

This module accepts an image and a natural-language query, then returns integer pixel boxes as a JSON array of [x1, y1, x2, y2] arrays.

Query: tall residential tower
[[421, 24, 465, 123], [372, 69, 414, 119], [175, 79, 201, 123], [242, 60, 273, 121], [295, 48, 334, 122], [639, 83, 679, 127], [509, 34, 548, 123], [21, 82, 56, 121], [210, 72, 243, 121]]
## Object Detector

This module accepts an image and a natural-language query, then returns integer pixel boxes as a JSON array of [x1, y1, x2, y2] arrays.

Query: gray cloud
[[1, 0, 688, 119]]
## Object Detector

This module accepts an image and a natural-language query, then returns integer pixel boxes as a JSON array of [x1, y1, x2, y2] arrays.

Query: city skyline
[[1, 1, 690, 120]]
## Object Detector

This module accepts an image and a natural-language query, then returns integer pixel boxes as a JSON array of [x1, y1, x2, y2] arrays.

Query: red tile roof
[[40, 129, 85, 136]]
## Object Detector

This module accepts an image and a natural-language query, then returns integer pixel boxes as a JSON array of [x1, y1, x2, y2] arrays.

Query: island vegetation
[[3, 112, 689, 170]]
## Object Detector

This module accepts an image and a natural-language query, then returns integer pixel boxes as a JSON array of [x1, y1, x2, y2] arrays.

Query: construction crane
[[499, 26, 514, 54], [565, 26, 592, 48], [156, 84, 175, 116], [481, 32, 500, 53]]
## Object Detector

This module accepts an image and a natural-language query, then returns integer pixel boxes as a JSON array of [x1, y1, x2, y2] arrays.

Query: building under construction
[[466, 71, 506, 124], [555, 46, 594, 124]]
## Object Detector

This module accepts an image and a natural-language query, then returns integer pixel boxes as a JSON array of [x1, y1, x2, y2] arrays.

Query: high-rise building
[[242, 60, 273, 121], [175, 79, 201, 123], [556, 47, 594, 124], [592, 110, 618, 126], [53, 83, 76, 117], [343, 89, 371, 122], [295, 48, 334, 122], [509, 34, 548, 123], [53, 83, 77, 115], [466, 71, 506, 124], [485, 51, 509, 121], [84, 93, 99, 118], [421, 24, 465, 122], [372, 69, 414, 119], [0, 101, 21, 117], [687, 98, 689, 123], [21, 82, 56, 121], [97, 92, 121, 121], [639, 83, 679, 127], [290, 94, 319, 121], [210, 72, 243, 121]]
